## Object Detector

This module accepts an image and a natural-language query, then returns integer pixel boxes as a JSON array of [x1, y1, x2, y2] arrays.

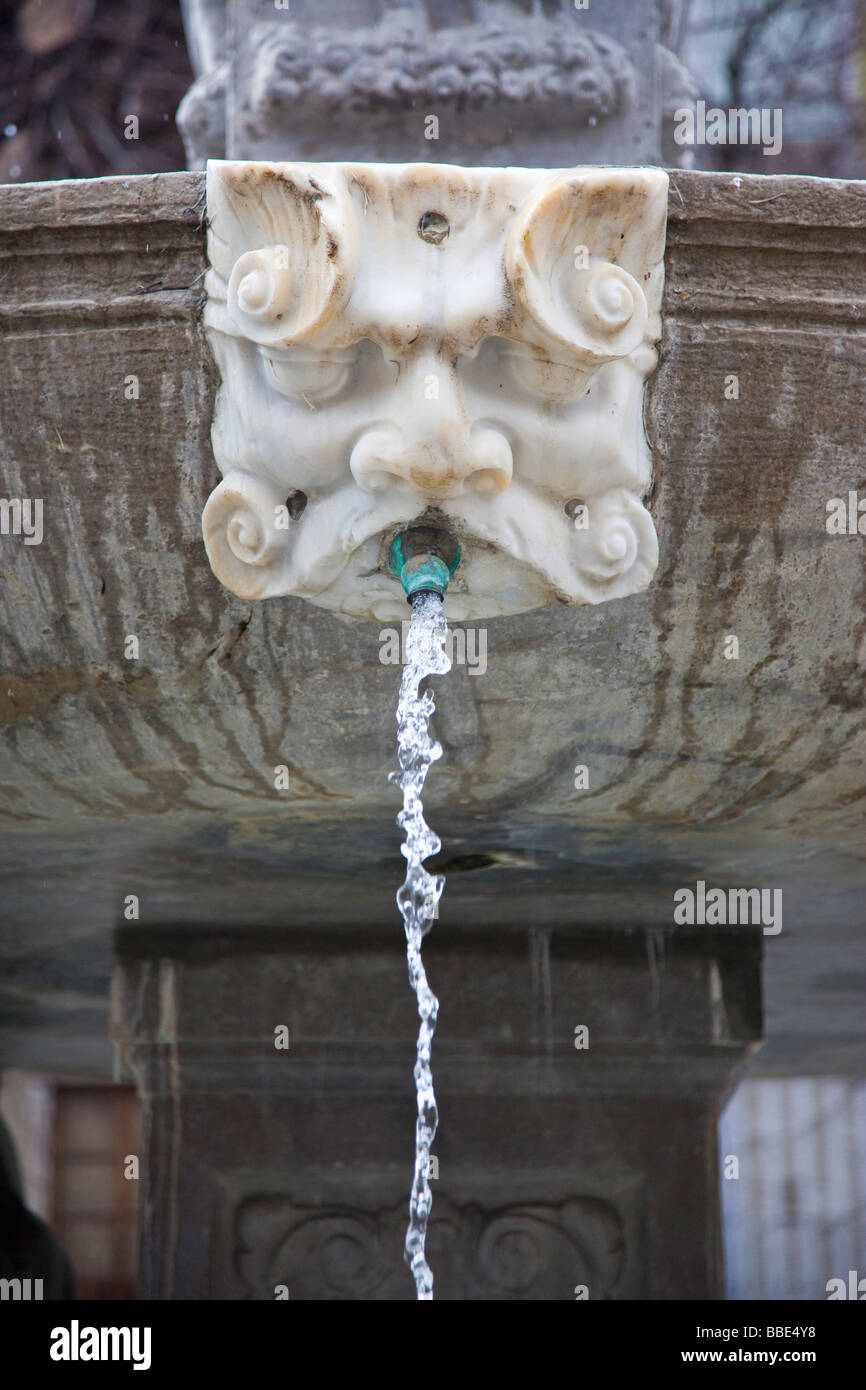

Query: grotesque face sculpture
[[202, 160, 668, 621]]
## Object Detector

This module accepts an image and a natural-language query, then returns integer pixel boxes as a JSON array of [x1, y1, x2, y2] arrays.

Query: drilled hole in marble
[[564, 498, 587, 520], [285, 489, 308, 520], [418, 211, 450, 245]]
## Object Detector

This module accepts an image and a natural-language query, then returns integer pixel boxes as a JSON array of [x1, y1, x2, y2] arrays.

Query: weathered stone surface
[[0, 168, 864, 1080]]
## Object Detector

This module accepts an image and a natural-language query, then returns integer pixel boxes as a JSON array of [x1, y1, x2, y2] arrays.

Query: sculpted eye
[[502, 344, 588, 401], [262, 346, 358, 401]]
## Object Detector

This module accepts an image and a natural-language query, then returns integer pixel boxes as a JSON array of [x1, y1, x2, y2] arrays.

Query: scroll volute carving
[[201, 162, 360, 602], [505, 168, 667, 366], [201, 471, 292, 601]]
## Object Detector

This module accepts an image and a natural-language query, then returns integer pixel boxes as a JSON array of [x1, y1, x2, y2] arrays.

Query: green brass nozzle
[[389, 527, 460, 603]]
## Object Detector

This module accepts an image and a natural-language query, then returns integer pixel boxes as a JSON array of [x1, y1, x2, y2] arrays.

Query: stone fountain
[[3, 0, 864, 1303]]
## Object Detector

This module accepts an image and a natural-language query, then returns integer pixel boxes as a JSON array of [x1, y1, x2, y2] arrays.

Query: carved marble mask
[[202, 160, 668, 621]]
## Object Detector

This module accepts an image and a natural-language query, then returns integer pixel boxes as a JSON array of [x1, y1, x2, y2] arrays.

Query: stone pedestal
[[112, 924, 761, 1300]]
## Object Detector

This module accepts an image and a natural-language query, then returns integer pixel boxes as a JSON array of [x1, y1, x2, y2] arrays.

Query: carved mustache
[[441, 478, 657, 604], [211, 164, 659, 371], [203, 467, 656, 608]]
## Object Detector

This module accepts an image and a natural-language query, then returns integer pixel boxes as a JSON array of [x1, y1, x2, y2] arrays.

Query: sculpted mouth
[[202, 466, 656, 615], [349, 498, 537, 589]]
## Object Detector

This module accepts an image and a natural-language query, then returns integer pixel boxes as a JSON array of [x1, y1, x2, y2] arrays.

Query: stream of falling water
[[390, 589, 452, 1300]]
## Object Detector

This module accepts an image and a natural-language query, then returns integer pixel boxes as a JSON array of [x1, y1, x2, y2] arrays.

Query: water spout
[[390, 531, 457, 1299]]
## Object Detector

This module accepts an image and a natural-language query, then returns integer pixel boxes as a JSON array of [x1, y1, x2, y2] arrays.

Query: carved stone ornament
[[202, 160, 668, 622], [234, 1192, 626, 1300]]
